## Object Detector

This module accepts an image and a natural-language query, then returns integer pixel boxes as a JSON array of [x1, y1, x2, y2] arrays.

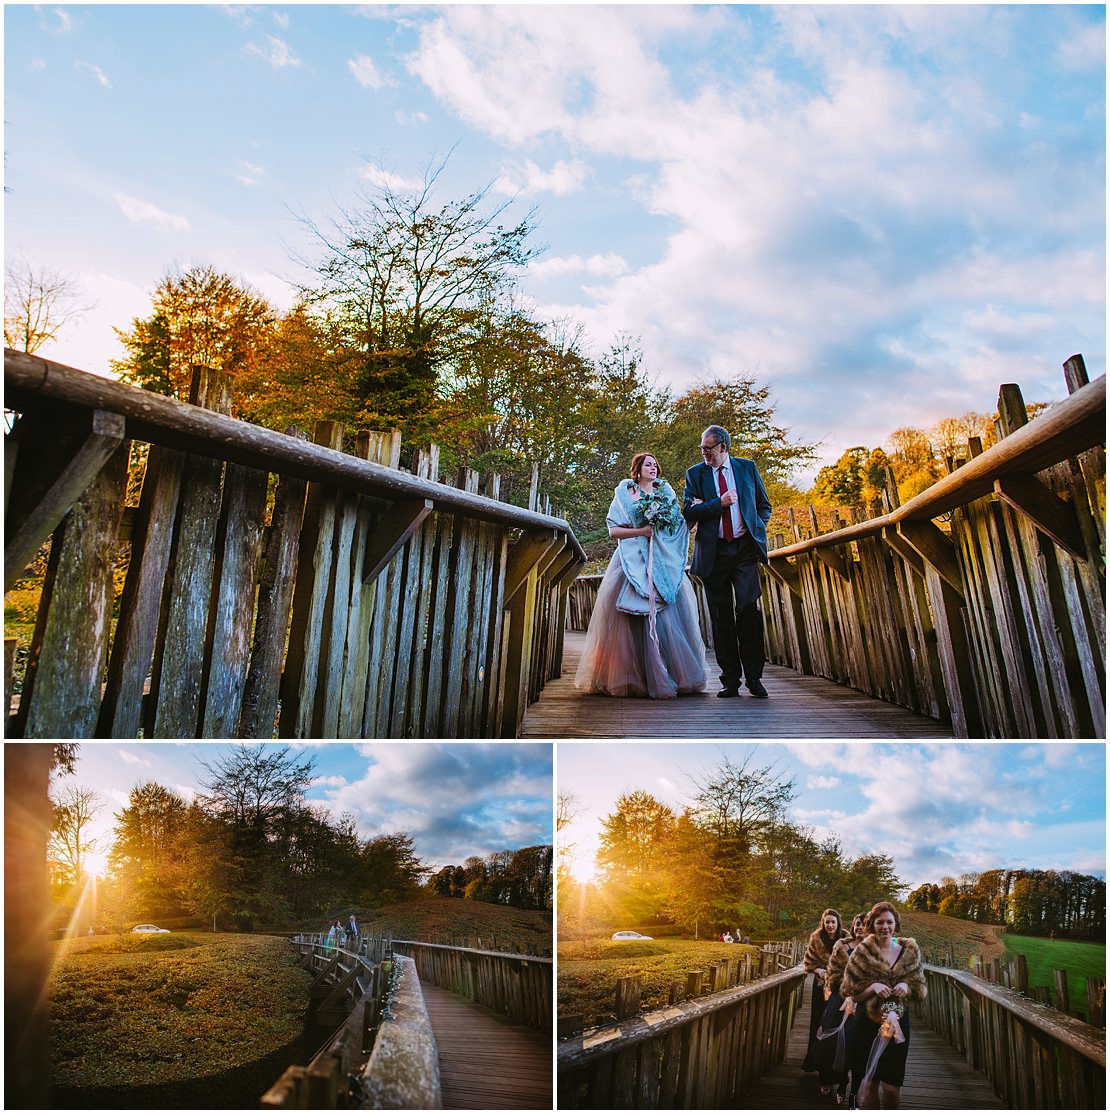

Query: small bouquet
[[629, 483, 683, 534], [878, 998, 906, 1042]]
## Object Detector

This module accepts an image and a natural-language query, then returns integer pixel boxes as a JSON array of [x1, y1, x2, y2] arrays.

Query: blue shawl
[[606, 479, 690, 612]]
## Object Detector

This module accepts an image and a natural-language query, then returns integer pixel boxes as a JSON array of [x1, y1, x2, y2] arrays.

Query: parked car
[[131, 924, 171, 934], [611, 930, 653, 940]]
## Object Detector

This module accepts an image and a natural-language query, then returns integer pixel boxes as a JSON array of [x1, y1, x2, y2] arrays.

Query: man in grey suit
[[682, 425, 773, 698]]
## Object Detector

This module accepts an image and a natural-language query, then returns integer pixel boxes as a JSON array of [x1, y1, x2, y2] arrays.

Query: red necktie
[[717, 466, 734, 541]]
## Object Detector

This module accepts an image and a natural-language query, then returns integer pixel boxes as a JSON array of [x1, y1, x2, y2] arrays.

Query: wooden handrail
[[769, 373, 1105, 559], [4, 348, 586, 562], [391, 937, 553, 963]]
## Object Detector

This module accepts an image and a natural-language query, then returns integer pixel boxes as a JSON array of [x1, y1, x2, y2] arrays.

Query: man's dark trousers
[[705, 533, 764, 688]]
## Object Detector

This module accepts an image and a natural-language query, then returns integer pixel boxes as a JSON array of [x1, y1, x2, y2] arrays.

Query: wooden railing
[[920, 963, 1106, 1108], [262, 939, 392, 1107], [391, 938, 553, 1033], [4, 350, 585, 738], [557, 961, 806, 1108], [762, 358, 1104, 738]]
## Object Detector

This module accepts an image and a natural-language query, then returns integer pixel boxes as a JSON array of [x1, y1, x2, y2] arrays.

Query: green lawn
[[1001, 934, 1106, 1020], [558, 938, 760, 1025]]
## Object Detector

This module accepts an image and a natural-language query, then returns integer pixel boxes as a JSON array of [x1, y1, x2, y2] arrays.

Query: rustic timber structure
[[4, 349, 584, 738], [566, 358, 1104, 738], [558, 953, 1107, 1109]]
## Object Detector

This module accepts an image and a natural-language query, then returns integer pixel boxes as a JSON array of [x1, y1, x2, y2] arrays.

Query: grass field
[[358, 896, 552, 955], [1001, 933, 1106, 1019], [50, 932, 312, 1107], [558, 938, 760, 1024], [897, 910, 1007, 967]]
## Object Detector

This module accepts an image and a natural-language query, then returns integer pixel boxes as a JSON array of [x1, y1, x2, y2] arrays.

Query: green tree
[[886, 425, 941, 500], [596, 790, 676, 923], [360, 833, 425, 904], [811, 446, 891, 511], [108, 781, 189, 920]]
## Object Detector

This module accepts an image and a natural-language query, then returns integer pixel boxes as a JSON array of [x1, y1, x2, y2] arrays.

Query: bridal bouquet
[[629, 483, 683, 534], [877, 998, 906, 1042]]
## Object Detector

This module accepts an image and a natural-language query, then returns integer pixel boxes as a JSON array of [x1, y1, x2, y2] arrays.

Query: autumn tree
[[811, 446, 891, 511], [112, 265, 279, 401], [360, 832, 426, 904], [886, 425, 941, 499], [4, 258, 92, 353], [296, 154, 540, 426], [108, 781, 189, 920]]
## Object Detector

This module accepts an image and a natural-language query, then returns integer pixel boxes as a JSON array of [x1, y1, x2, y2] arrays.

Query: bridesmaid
[[802, 908, 850, 1074], [815, 911, 868, 1103], [839, 901, 927, 1109]]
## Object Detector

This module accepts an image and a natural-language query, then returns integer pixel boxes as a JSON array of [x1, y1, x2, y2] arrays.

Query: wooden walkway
[[744, 979, 1005, 1109], [420, 982, 552, 1109], [523, 631, 954, 738]]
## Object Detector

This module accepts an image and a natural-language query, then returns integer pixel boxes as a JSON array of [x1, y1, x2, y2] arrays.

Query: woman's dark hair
[[818, 907, 844, 936], [629, 452, 660, 482], [865, 901, 901, 931], [851, 913, 867, 934]]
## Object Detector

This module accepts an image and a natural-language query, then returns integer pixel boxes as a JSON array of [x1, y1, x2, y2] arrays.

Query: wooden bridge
[[558, 958, 1106, 1109], [265, 935, 552, 1109], [4, 348, 1104, 738]]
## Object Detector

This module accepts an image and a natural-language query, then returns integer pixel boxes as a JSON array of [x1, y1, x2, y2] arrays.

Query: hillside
[[898, 910, 1007, 967], [357, 896, 551, 956]]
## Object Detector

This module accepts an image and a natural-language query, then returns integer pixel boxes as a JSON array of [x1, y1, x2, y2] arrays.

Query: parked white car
[[611, 930, 653, 940], [131, 924, 171, 934]]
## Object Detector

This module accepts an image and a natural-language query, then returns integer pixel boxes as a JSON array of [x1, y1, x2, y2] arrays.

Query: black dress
[[852, 1009, 911, 1087]]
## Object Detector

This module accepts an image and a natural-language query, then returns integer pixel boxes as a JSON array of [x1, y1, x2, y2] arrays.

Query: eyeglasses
[[700, 441, 722, 455]]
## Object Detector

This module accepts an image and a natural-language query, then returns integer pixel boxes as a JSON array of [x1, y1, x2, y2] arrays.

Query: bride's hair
[[629, 452, 660, 482]]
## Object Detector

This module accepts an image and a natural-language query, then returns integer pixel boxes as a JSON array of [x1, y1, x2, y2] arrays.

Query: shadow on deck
[[421, 982, 552, 1109], [522, 631, 954, 738], [745, 978, 1005, 1109]]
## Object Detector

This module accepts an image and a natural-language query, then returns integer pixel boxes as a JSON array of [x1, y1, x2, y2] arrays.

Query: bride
[[575, 452, 707, 698]]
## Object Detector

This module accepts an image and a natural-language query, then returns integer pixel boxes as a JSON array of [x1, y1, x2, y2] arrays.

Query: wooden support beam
[[814, 545, 850, 581], [502, 530, 560, 606], [897, 520, 964, 594], [361, 498, 433, 584], [5, 408, 125, 591], [993, 475, 1087, 562], [881, 526, 926, 577], [767, 556, 803, 597]]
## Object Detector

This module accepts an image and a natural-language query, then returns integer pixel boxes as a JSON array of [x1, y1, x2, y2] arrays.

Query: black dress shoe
[[747, 679, 768, 698], [717, 687, 740, 698]]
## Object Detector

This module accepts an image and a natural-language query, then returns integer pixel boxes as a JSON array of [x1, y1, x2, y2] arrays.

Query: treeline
[[425, 845, 553, 910], [50, 745, 545, 932], [906, 869, 1104, 941], [560, 752, 902, 938]]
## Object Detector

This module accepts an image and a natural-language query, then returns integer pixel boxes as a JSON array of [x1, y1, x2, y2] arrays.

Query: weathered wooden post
[[615, 975, 642, 1020]]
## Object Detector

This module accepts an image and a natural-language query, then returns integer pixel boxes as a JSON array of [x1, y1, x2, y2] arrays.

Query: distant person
[[324, 920, 340, 953], [346, 914, 359, 949], [839, 902, 927, 1109], [724, 931, 734, 943], [742, 935, 751, 944], [802, 908, 850, 1074], [814, 912, 868, 1102]]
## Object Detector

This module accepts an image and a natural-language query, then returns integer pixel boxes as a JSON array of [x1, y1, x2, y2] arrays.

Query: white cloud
[[358, 165, 425, 193], [529, 253, 629, 280], [245, 34, 300, 69], [43, 8, 73, 33], [29, 58, 46, 72], [273, 11, 290, 31], [394, 110, 429, 126], [312, 775, 348, 788], [1055, 18, 1106, 71], [118, 749, 153, 768], [76, 61, 111, 88], [495, 158, 589, 198], [807, 775, 840, 790], [114, 193, 191, 232], [232, 158, 266, 186], [349, 53, 392, 90]]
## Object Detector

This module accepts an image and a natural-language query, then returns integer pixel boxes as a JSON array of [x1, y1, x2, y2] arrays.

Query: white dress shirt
[[716, 462, 745, 539]]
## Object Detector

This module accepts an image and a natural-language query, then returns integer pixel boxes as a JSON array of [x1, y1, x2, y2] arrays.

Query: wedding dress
[[575, 478, 707, 699]]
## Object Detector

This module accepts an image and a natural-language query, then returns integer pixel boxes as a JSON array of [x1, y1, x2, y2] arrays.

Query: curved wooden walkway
[[523, 631, 954, 738], [420, 981, 552, 1109], [744, 977, 1005, 1109]]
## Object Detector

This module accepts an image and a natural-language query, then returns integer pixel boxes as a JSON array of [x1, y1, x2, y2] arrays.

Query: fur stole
[[824, 937, 855, 996], [803, 926, 849, 973], [839, 935, 927, 1022]]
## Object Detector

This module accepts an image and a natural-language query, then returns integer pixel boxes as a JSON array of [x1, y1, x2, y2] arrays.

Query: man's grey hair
[[704, 425, 731, 451]]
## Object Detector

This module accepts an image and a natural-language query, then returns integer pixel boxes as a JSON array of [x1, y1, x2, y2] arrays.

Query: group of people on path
[[720, 929, 752, 944], [323, 913, 360, 953], [802, 903, 927, 1109], [575, 426, 773, 700]]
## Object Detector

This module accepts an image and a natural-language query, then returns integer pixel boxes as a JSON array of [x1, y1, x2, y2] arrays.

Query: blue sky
[[51, 742, 553, 870], [557, 742, 1106, 890], [4, 4, 1105, 481]]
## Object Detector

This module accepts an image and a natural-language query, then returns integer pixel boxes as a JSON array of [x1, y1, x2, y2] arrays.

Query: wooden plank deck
[[420, 981, 552, 1109], [522, 630, 955, 738], [744, 979, 1005, 1109]]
